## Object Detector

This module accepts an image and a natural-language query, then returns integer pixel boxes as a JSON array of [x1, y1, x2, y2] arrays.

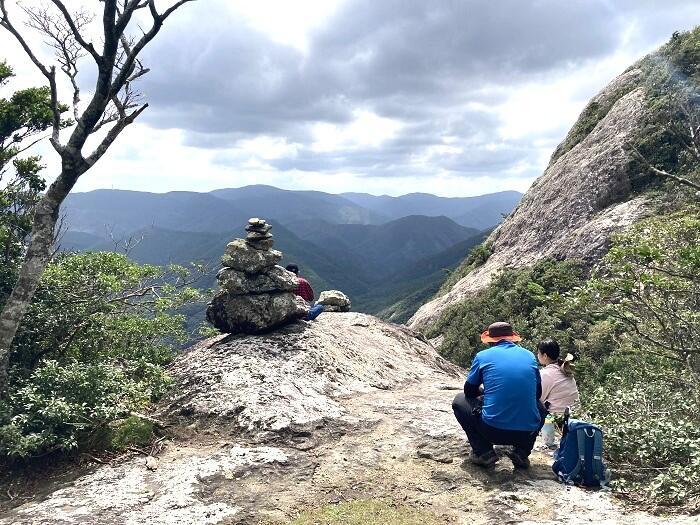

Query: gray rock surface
[[163, 313, 459, 434], [317, 290, 352, 311], [217, 265, 296, 296], [206, 291, 308, 334], [208, 219, 308, 334], [2, 314, 692, 525], [221, 238, 282, 273], [410, 69, 652, 331]]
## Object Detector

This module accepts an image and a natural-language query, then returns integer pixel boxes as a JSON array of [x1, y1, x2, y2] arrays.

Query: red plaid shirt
[[294, 277, 314, 302]]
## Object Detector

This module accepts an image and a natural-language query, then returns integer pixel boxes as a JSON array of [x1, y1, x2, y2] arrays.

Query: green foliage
[[572, 211, 700, 506], [0, 156, 45, 266], [0, 58, 63, 268], [0, 59, 67, 170], [582, 352, 700, 505], [436, 242, 492, 297], [429, 259, 586, 367], [109, 416, 155, 450], [0, 252, 206, 459], [576, 211, 700, 372], [631, 28, 700, 199]]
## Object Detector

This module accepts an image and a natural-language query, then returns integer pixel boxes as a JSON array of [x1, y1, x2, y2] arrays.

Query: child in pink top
[[537, 340, 580, 414]]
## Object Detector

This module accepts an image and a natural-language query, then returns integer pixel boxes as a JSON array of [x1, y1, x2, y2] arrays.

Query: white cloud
[[310, 110, 403, 152], [227, 0, 346, 52], [2, 0, 700, 198]]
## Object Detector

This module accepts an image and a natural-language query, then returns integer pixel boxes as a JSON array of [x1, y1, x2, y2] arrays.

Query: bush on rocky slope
[[430, 211, 700, 508], [435, 242, 493, 298], [0, 252, 206, 459], [428, 258, 587, 366]]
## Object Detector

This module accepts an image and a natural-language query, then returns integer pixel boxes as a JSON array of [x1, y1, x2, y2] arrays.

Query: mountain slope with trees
[[60, 187, 516, 318]]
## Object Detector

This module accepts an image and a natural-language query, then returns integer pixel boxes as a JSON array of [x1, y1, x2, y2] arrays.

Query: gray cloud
[[132, 0, 700, 181]]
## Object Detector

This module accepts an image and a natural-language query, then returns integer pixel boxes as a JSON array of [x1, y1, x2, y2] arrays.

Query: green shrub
[[436, 242, 492, 297], [575, 211, 700, 373], [581, 351, 700, 505], [0, 252, 205, 459], [429, 258, 586, 367], [572, 211, 700, 506], [109, 416, 155, 450]]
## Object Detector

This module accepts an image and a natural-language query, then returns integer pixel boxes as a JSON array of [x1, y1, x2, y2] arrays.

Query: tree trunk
[[0, 166, 79, 395]]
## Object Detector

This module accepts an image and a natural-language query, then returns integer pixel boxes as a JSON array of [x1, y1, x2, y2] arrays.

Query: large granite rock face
[[409, 67, 652, 331], [163, 313, 461, 433], [207, 219, 308, 334]]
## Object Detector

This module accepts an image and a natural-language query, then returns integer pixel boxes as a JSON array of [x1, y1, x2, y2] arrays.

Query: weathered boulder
[[163, 313, 460, 433], [221, 238, 282, 274], [217, 265, 297, 296], [317, 290, 351, 311], [207, 291, 308, 334]]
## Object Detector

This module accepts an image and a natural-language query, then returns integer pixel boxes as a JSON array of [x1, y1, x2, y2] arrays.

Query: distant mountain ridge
[[341, 190, 522, 230], [61, 185, 521, 320]]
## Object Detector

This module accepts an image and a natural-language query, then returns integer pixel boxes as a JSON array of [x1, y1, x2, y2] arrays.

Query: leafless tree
[[0, 0, 195, 394]]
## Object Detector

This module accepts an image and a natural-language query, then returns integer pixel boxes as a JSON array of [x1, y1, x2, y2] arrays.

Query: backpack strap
[[558, 428, 586, 484], [592, 430, 607, 486]]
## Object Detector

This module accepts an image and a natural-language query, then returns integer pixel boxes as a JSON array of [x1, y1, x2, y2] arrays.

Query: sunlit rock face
[[410, 67, 651, 331]]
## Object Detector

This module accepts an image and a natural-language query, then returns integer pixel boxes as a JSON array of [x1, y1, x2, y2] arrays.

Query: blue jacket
[[466, 341, 542, 431]]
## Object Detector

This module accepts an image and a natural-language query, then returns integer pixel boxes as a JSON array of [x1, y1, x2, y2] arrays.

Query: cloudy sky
[[2, 0, 700, 197]]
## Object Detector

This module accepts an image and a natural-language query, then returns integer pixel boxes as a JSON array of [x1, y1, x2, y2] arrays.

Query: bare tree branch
[[21, 4, 92, 122], [47, 0, 101, 63], [84, 103, 148, 167], [110, 0, 194, 98], [630, 146, 700, 192]]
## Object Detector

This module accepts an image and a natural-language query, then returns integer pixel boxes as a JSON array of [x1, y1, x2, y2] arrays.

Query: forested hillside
[[60, 186, 511, 318]]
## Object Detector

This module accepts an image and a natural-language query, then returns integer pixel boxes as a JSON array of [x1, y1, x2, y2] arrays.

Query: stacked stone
[[206, 218, 309, 334], [245, 218, 274, 250], [317, 290, 352, 312]]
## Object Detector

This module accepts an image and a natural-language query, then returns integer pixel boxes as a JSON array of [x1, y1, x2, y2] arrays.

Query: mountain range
[[60, 185, 521, 321]]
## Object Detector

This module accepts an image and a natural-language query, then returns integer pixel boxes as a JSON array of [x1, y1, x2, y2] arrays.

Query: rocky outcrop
[[409, 67, 652, 331], [317, 289, 351, 312], [206, 219, 308, 334], [161, 313, 457, 435], [2, 314, 692, 525]]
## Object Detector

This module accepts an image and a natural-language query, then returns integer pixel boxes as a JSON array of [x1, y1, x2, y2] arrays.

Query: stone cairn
[[206, 218, 309, 334], [317, 290, 352, 312]]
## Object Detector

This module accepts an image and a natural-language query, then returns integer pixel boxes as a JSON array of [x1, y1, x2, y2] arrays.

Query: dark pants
[[452, 393, 540, 457]]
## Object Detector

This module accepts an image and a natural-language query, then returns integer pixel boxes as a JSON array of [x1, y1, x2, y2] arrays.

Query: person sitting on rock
[[286, 263, 324, 321], [452, 322, 545, 469], [537, 339, 580, 415]]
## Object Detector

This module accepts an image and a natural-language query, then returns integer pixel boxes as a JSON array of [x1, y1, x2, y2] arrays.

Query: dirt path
[[1, 378, 694, 525]]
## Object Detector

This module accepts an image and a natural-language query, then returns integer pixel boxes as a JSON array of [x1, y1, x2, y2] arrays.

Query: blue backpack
[[552, 418, 611, 488]]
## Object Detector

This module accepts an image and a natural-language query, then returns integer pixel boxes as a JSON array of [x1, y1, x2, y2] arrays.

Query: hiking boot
[[505, 448, 530, 469], [470, 450, 498, 467]]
